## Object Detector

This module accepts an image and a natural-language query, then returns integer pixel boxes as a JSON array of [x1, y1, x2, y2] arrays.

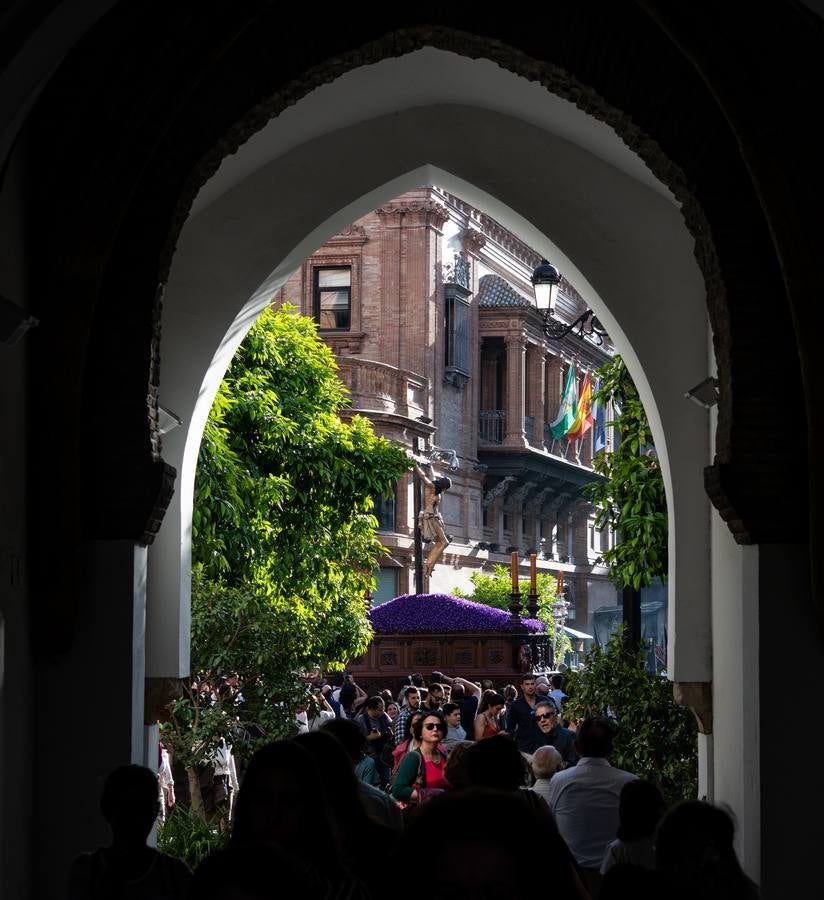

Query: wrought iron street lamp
[[530, 258, 607, 344]]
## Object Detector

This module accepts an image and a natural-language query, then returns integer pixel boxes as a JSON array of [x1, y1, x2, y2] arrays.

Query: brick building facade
[[274, 187, 619, 635]]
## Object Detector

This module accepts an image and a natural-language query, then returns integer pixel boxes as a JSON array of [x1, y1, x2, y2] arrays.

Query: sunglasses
[[423, 722, 444, 731], [535, 711, 557, 721]]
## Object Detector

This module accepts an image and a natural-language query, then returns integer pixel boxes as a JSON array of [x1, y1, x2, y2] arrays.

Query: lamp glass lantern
[[530, 258, 561, 316]]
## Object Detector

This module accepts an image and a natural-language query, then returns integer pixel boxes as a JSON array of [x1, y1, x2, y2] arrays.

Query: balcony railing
[[336, 358, 428, 419], [479, 410, 506, 444]]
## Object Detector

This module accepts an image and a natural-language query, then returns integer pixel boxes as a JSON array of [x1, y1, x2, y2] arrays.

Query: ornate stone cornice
[[376, 200, 449, 230], [483, 474, 516, 507]]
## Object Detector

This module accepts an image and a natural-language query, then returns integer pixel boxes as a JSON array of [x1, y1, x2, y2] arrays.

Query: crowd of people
[[68, 669, 760, 899]]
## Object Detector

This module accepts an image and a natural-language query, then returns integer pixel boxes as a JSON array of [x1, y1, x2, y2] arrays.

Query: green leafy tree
[[193, 304, 410, 665], [583, 355, 667, 590], [563, 629, 697, 805], [162, 305, 411, 822], [160, 571, 308, 821], [453, 565, 571, 664]]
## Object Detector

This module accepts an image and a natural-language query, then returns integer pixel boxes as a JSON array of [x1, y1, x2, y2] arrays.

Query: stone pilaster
[[504, 332, 528, 447]]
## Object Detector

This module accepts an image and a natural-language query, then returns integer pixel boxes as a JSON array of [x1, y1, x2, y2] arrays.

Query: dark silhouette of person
[[654, 800, 760, 900], [191, 842, 327, 900], [393, 787, 588, 900], [67, 764, 191, 899], [320, 716, 404, 830], [293, 730, 398, 895], [220, 739, 367, 899], [462, 733, 529, 792], [602, 779, 666, 873]]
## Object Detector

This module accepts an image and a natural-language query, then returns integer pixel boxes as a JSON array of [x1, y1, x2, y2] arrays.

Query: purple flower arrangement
[[370, 593, 545, 634]]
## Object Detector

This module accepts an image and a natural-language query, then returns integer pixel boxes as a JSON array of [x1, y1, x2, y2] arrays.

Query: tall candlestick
[[530, 553, 537, 594], [511, 551, 520, 593]]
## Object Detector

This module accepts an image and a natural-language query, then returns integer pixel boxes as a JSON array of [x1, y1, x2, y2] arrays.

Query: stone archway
[[151, 43, 712, 798], [8, 8, 818, 897]]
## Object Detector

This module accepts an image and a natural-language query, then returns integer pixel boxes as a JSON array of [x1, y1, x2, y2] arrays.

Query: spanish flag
[[566, 370, 592, 440]]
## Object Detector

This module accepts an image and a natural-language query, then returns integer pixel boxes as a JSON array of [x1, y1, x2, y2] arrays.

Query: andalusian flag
[[549, 365, 577, 440], [566, 370, 593, 441]]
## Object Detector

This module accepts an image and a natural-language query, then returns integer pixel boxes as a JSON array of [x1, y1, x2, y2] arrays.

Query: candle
[[530, 553, 537, 594], [511, 551, 519, 593]]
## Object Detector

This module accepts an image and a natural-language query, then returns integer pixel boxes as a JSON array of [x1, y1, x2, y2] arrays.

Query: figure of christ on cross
[[414, 461, 453, 579]]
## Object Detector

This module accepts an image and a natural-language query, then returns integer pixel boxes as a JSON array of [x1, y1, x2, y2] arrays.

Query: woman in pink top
[[390, 710, 448, 804]]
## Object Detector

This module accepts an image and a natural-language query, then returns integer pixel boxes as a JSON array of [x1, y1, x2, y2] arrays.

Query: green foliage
[[583, 356, 667, 589], [160, 570, 305, 775], [193, 304, 410, 668], [563, 629, 697, 806], [164, 305, 412, 816], [157, 805, 230, 870], [453, 565, 572, 663]]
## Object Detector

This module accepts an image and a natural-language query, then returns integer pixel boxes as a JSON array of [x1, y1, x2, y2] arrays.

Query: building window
[[374, 491, 396, 533], [372, 568, 399, 605], [444, 292, 470, 376], [314, 266, 351, 329]]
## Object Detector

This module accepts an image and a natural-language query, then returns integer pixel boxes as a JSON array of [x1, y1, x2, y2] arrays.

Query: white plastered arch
[[149, 50, 710, 698]]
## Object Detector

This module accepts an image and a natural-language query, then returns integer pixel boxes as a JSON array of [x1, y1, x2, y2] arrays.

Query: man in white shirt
[[546, 717, 636, 897]]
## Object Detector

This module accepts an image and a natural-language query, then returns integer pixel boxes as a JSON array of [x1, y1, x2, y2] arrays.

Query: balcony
[[479, 410, 506, 444], [335, 358, 428, 419]]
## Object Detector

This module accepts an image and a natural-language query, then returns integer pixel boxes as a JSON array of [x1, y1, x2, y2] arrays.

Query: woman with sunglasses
[[390, 710, 449, 806]]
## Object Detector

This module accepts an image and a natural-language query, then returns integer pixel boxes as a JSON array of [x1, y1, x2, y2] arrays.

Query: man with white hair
[[534, 698, 578, 768], [529, 745, 563, 806]]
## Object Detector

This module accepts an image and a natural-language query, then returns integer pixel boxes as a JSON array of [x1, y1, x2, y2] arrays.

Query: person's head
[[503, 684, 518, 703], [395, 788, 579, 900], [654, 800, 756, 896], [520, 674, 536, 697], [434, 476, 452, 493], [404, 710, 425, 742], [450, 683, 465, 701], [338, 681, 357, 711], [319, 717, 367, 765], [550, 673, 564, 690], [442, 702, 461, 728], [413, 710, 448, 745], [292, 730, 369, 837], [443, 741, 474, 790], [616, 779, 666, 841], [531, 745, 563, 779], [534, 699, 560, 734], [232, 740, 332, 851], [365, 695, 385, 718], [99, 765, 160, 843], [463, 735, 530, 791], [379, 689, 394, 706], [535, 681, 550, 696], [426, 683, 445, 707], [385, 702, 400, 721], [478, 691, 506, 717], [404, 685, 421, 708], [575, 716, 615, 758], [481, 679, 494, 691], [410, 673, 424, 687]]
